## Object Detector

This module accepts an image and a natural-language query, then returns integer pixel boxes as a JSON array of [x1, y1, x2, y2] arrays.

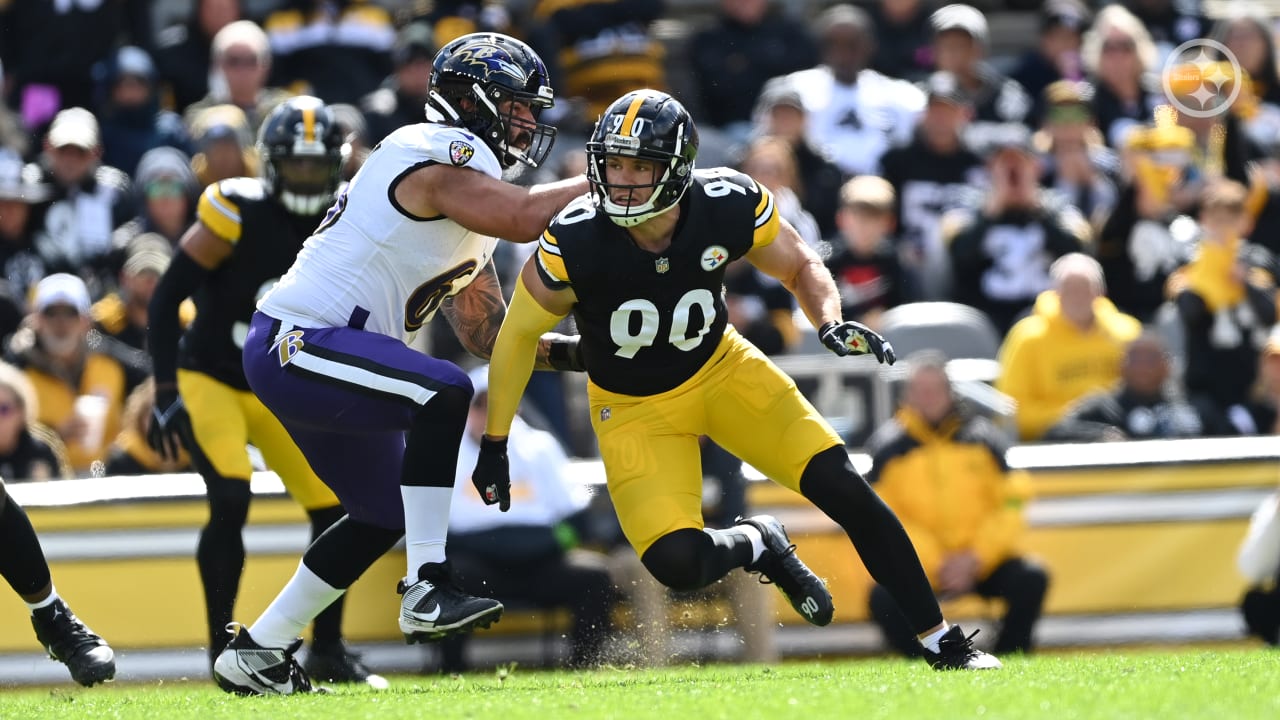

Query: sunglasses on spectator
[[221, 53, 260, 68], [40, 305, 80, 319], [146, 179, 187, 199], [1047, 105, 1093, 124]]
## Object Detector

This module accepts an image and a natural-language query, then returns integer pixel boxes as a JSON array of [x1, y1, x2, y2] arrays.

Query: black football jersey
[[180, 177, 326, 390], [535, 168, 781, 396]]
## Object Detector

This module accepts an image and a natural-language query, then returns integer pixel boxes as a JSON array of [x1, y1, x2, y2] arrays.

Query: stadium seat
[[878, 302, 1003, 361]]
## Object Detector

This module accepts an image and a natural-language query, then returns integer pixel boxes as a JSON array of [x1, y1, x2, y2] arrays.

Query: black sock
[[197, 476, 250, 656], [303, 516, 404, 590], [801, 445, 943, 633], [307, 505, 348, 647], [0, 498, 52, 597]]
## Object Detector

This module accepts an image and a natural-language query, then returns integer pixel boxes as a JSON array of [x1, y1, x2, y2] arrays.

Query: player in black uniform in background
[[146, 97, 380, 687], [475, 90, 1001, 670]]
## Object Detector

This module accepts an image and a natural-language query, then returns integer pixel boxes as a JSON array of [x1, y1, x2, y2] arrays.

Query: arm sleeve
[[147, 251, 210, 386], [484, 275, 569, 438]]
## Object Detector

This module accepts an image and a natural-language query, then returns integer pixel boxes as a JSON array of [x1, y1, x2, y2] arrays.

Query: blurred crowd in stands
[[2, 0, 1280, 480]]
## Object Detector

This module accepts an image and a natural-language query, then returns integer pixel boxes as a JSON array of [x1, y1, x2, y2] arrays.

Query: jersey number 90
[[610, 289, 716, 359]]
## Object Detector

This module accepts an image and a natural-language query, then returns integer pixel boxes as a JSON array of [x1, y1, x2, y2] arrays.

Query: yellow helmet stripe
[[618, 94, 645, 138], [302, 106, 316, 143]]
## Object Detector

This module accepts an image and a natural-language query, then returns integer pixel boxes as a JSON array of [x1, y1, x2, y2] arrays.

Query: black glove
[[819, 320, 897, 365], [472, 436, 511, 512], [147, 386, 192, 463]]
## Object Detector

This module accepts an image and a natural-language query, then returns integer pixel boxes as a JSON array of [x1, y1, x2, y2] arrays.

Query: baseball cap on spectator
[[930, 4, 989, 47], [1042, 0, 1090, 34], [33, 273, 91, 315], [978, 122, 1035, 159], [754, 77, 805, 115], [190, 104, 252, 150], [1044, 79, 1094, 121], [123, 246, 171, 278], [0, 150, 51, 203], [114, 46, 156, 82], [922, 71, 970, 106], [47, 107, 100, 150], [393, 22, 435, 66]]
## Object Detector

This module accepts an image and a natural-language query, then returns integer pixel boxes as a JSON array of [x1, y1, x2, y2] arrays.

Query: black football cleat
[[739, 514, 835, 626], [304, 640, 388, 689], [31, 599, 115, 687], [923, 626, 1003, 670], [398, 561, 504, 644], [213, 623, 326, 696]]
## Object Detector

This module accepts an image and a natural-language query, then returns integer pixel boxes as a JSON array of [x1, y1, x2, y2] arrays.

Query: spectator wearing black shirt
[[1082, 5, 1163, 149], [1010, 0, 1091, 126], [868, 0, 934, 82], [360, 23, 436, 145], [878, 71, 983, 300], [94, 47, 195, 178], [928, 5, 1033, 149], [824, 176, 905, 330], [153, 0, 242, 113], [689, 0, 817, 137], [948, 125, 1090, 334], [1045, 332, 1206, 442]]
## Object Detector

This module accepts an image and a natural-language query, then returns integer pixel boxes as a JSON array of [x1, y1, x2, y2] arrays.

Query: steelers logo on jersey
[[700, 245, 729, 272], [449, 140, 475, 167]]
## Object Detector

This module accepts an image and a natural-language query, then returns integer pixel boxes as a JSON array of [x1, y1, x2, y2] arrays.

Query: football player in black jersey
[[146, 97, 378, 686], [474, 89, 1002, 670]]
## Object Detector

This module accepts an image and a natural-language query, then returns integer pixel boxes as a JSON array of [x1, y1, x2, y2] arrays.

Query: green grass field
[[1, 649, 1277, 720]]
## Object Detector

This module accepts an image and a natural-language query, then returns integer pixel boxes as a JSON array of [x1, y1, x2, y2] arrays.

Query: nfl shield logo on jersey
[[700, 245, 728, 271], [655, 257, 670, 274], [600, 407, 611, 422], [449, 140, 475, 167]]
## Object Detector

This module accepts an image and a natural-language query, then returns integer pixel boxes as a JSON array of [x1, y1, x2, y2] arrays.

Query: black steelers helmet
[[258, 96, 348, 216], [586, 90, 699, 227], [427, 32, 556, 169]]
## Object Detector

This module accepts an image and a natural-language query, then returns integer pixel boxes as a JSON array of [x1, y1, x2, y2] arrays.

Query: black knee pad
[[641, 529, 712, 592], [204, 475, 252, 529], [417, 383, 472, 427]]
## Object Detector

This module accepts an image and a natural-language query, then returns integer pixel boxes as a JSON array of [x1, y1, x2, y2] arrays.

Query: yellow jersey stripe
[[754, 189, 775, 228], [538, 235, 561, 257], [542, 228, 559, 247], [619, 94, 645, 137], [537, 245, 569, 283], [754, 186, 771, 218], [302, 106, 315, 143], [196, 185, 243, 243]]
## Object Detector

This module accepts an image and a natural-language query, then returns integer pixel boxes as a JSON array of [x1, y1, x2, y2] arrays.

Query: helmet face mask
[[586, 90, 699, 227], [258, 96, 347, 216], [427, 33, 557, 169]]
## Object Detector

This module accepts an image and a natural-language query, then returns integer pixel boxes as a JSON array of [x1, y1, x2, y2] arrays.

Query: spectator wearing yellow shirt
[[997, 253, 1142, 440], [867, 351, 1048, 655], [4, 274, 127, 474]]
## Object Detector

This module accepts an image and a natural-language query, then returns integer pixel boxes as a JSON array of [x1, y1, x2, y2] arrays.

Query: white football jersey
[[259, 123, 501, 344]]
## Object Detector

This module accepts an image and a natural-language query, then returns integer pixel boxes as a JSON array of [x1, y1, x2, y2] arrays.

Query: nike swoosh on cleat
[[422, 604, 441, 622]]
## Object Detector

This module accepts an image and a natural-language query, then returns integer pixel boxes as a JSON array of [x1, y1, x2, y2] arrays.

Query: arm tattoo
[[441, 261, 506, 359]]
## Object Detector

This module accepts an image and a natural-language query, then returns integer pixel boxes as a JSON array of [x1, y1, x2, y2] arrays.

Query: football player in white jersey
[[212, 33, 588, 696]]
